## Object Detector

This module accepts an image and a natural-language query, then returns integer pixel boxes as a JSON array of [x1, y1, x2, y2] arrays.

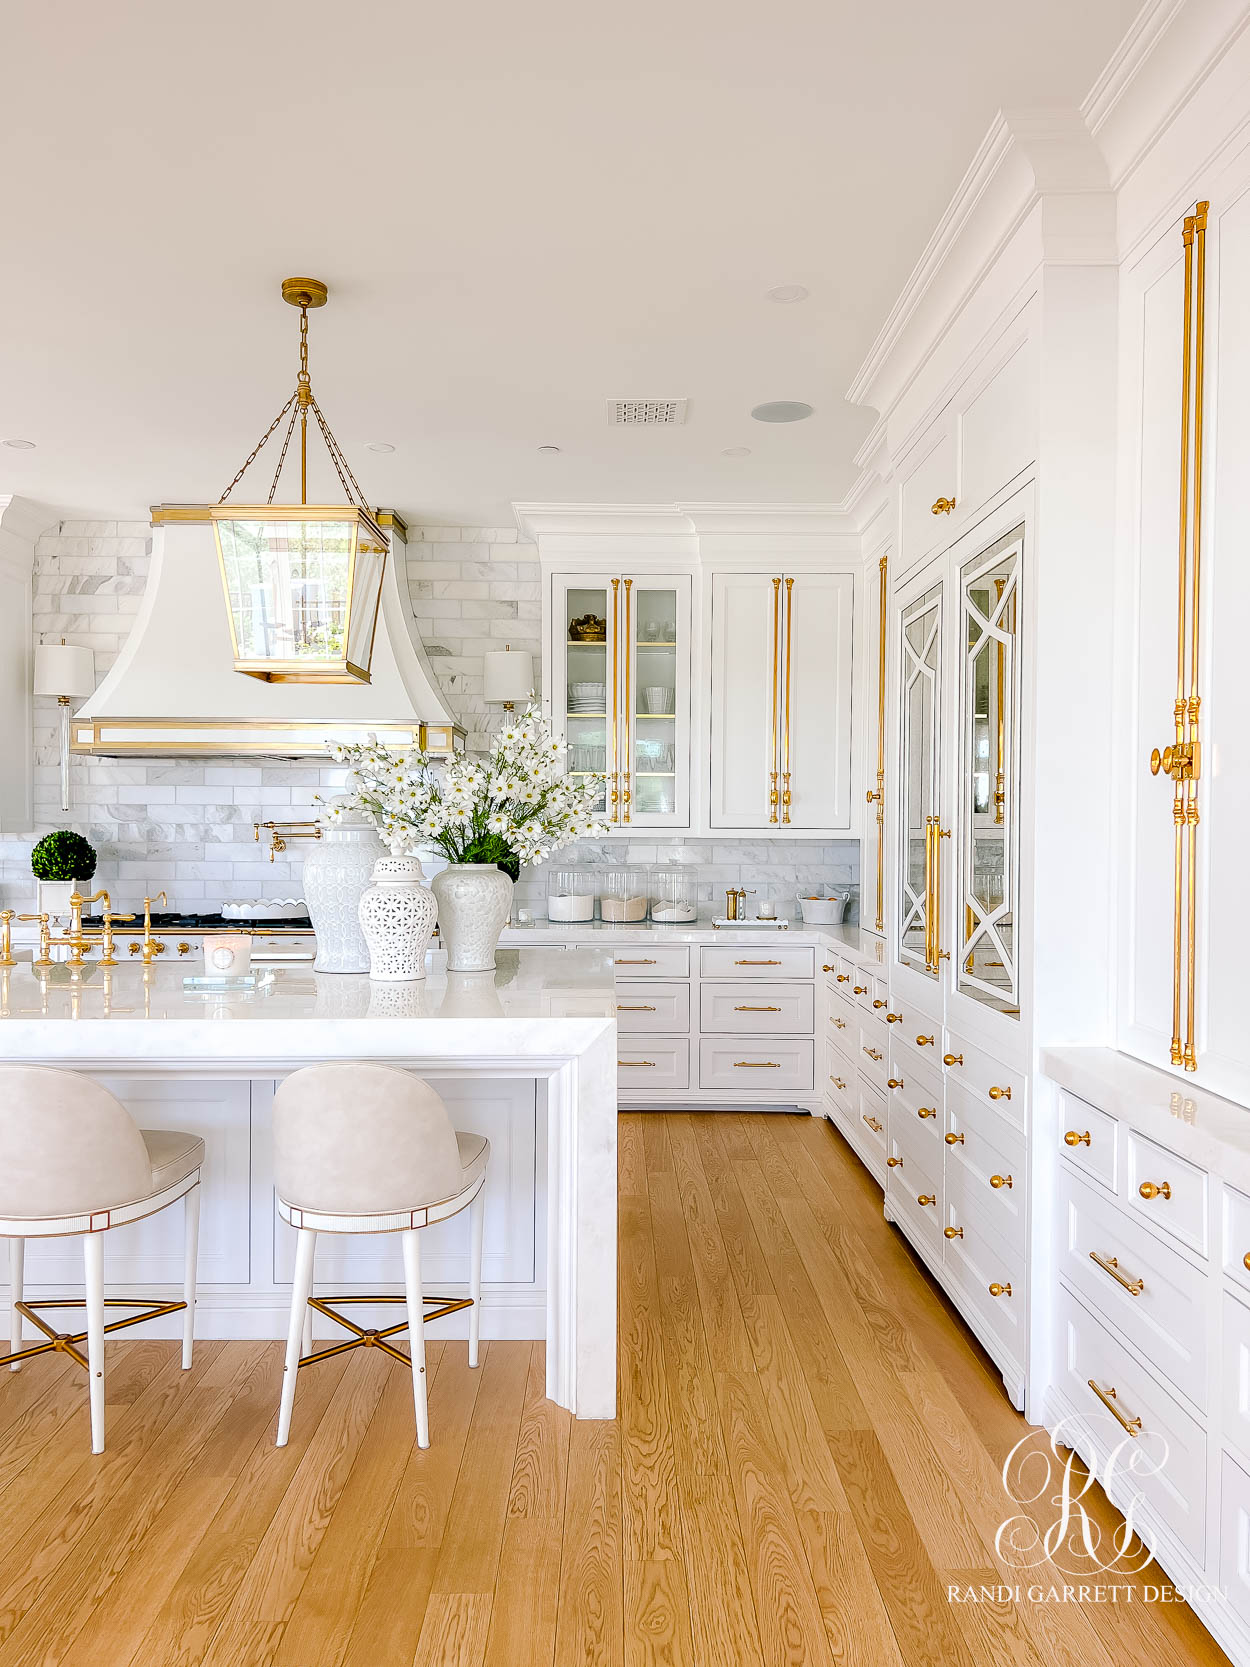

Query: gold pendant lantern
[[210, 278, 386, 683]]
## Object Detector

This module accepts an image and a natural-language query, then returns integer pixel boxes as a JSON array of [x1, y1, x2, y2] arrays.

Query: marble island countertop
[[501, 917, 883, 962]]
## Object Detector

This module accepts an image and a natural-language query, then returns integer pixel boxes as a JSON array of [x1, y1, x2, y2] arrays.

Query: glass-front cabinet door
[[550, 572, 691, 830], [897, 578, 944, 978], [955, 526, 1023, 1017]]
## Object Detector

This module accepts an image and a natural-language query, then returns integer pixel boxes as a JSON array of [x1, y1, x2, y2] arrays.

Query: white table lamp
[[483, 645, 534, 713], [35, 640, 95, 811]]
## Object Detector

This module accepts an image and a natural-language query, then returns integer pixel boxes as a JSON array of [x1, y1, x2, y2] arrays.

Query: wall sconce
[[483, 645, 534, 714], [35, 639, 95, 811]]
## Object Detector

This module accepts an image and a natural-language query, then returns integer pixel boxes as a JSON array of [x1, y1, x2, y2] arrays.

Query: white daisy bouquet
[[324, 706, 607, 871]]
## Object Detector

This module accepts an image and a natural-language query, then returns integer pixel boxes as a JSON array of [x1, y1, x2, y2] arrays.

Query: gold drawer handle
[[735, 1004, 781, 1012], [618, 1004, 656, 1012], [616, 958, 656, 965], [916, 1034, 934, 1046], [944, 1131, 964, 1145], [944, 1225, 963, 1240], [863, 1047, 883, 1062], [988, 1282, 1012, 1298], [1064, 1130, 1091, 1147], [917, 1106, 936, 1120], [853, 984, 867, 995], [1089, 1251, 1144, 1297], [917, 1193, 936, 1207], [990, 1174, 1013, 1190], [831, 1076, 847, 1091], [887, 1077, 904, 1090], [1087, 1379, 1142, 1437], [862, 1114, 882, 1133], [931, 496, 956, 515], [943, 1052, 963, 1067], [1138, 1181, 1172, 1201], [872, 998, 886, 1009], [886, 1012, 903, 1024], [887, 1156, 903, 1169], [736, 959, 781, 966], [734, 1060, 781, 1068], [619, 1060, 656, 1068], [832, 1017, 846, 1029], [988, 1085, 1012, 1101]]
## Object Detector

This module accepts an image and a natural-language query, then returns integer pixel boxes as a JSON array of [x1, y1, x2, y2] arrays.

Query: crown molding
[[0, 494, 61, 548], [513, 500, 861, 544], [1081, 0, 1188, 137]]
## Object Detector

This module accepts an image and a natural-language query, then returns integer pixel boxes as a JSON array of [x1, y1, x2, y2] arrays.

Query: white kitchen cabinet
[[707, 569, 854, 832]]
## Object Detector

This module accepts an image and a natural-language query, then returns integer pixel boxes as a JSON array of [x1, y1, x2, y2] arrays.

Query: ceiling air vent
[[608, 398, 688, 426]]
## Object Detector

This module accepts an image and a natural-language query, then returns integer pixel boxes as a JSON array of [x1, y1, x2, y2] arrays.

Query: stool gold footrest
[[300, 1293, 475, 1370], [0, 1296, 188, 1372]]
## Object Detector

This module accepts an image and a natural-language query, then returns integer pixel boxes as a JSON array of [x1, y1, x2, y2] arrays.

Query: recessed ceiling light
[[2, 438, 36, 450], [751, 401, 814, 423], [722, 446, 751, 458], [537, 444, 561, 455], [765, 284, 809, 304], [365, 441, 395, 453]]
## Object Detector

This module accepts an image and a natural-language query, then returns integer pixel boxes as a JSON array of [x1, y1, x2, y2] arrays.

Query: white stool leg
[[468, 1185, 485, 1369], [276, 1229, 316, 1448], [182, 1184, 200, 1370], [401, 1229, 430, 1449], [9, 1239, 24, 1370], [84, 1232, 105, 1454]]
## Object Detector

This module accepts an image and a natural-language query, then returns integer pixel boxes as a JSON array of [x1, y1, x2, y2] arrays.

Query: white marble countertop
[[501, 917, 885, 964], [1043, 1046, 1250, 1184]]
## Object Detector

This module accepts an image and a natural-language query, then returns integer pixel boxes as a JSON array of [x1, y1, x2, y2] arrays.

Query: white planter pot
[[302, 815, 386, 974], [430, 864, 514, 972], [358, 857, 438, 982], [35, 879, 87, 922]]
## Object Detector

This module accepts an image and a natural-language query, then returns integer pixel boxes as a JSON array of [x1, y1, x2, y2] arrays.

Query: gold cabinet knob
[[1138, 1180, 1172, 1201], [887, 1077, 904, 1090], [988, 1282, 1012, 1298], [886, 1156, 903, 1169], [943, 1053, 963, 1067], [836, 974, 850, 983], [853, 985, 867, 995], [944, 1131, 964, 1145], [886, 1012, 903, 1024], [917, 1106, 936, 1120], [128, 941, 142, 955], [989, 1174, 1013, 1190], [931, 496, 956, 516], [873, 998, 886, 1009], [988, 1085, 1012, 1101], [916, 1034, 934, 1046], [177, 942, 192, 955], [1243, 1252, 1250, 1273], [822, 964, 834, 972], [917, 1193, 936, 1207], [944, 1225, 964, 1240], [1064, 1130, 1091, 1147]]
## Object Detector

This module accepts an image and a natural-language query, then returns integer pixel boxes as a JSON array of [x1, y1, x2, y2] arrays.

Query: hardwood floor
[[0, 1111, 1231, 1666]]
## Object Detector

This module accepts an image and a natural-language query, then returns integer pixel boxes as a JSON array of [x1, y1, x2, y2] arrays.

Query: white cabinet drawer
[[611, 946, 689, 979], [1060, 1174, 1207, 1412], [941, 1032, 1025, 1129], [1223, 1184, 1250, 1296], [618, 1037, 689, 1093], [823, 1042, 855, 1102], [1126, 1130, 1208, 1257], [857, 1028, 888, 1093], [887, 1131, 942, 1252], [701, 945, 815, 980], [890, 1019, 943, 1073], [942, 1195, 1026, 1367], [700, 981, 813, 1035], [857, 1084, 887, 1161], [856, 970, 889, 1018], [945, 1094, 1026, 1249], [886, 1065, 942, 1157], [825, 1006, 856, 1063], [698, 1037, 813, 1095], [1058, 1092, 1118, 1192], [614, 981, 690, 1033], [1056, 1288, 1206, 1562], [1220, 1450, 1250, 1635], [1224, 1292, 1250, 1468]]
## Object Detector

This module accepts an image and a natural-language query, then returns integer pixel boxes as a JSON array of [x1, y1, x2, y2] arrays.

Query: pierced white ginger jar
[[303, 812, 385, 974], [430, 863, 514, 972], [358, 857, 438, 982]]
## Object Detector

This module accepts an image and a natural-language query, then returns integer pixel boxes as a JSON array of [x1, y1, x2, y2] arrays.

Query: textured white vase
[[302, 814, 386, 974], [430, 863, 514, 972], [358, 857, 438, 982]]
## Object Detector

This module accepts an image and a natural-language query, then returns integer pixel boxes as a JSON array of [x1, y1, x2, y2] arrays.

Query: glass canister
[[649, 866, 698, 923], [598, 867, 649, 923], [547, 867, 596, 922]]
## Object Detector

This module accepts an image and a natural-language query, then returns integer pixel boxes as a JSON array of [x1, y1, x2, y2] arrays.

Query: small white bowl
[[799, 895, 847, 925]]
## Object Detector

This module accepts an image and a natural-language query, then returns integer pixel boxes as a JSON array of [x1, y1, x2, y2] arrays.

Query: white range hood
[[71, 507, 463, 758]]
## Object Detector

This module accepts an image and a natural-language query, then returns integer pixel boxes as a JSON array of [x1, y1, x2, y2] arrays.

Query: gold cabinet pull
[[1244, 1252, 1250, 1273], [736, 958, 781, 966], [831, 1017, 847, 1030], [862, 1047, 883, 1062], [608, 578, 621, 822], [916, 1034, 934, 1046], [943, 1052, 963, 1067], [944, 1225, 964, 1240], [987, 1281, 1011, 1298], [886, 1155, 902, 1168], [621, 577, 633, 822], [988, 1085, 1012, 1101], [835, 973, 850, 982], [780, 576, 794, 823], [886, 1012, 903, 1024], [944, 1131, 964, 1145], [989, 1174, 1013, 1190], [1064, 1130, 1091, 1147], [617, 1004, 657, 1012], [853, 984, 868, 995], [887, 1077, 904, 1090], [917, 1106, 936, 1120], [769, 576, 782, 822], [862, 1113, 882, 1133], [1138, 1180, 1172, 1201], [931, 496, 956, 515], [734, 1060, 781, 1068], [619, 1060, 656, 1068], [1089, 1251, 1145, 1297], [735, 1004, 781, 1012], [1087, 1379, 1142, 1437], [917, 1193, 936, 1207], [871, 551, 887, 931], [831, 1076, 847, 1091], [872, 998, 886, 1009], [616, 958, 656, 965]]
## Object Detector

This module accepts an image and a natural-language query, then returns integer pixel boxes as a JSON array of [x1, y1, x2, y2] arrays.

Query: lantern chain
[[217, 392, 299, 504], [309, 396, 369, 510], [267, 400, 300, 505]]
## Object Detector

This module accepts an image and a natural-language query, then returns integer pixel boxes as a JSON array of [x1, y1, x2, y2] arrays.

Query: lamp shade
[[483, 647, 534, 705], [34, 642, 95, 699]]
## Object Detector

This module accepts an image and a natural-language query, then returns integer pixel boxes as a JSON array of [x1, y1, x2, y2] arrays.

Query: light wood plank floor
[[0, 1111, 1231, 1666]]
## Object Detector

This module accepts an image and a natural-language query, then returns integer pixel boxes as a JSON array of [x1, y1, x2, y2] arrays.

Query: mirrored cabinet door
[[554, 577, 616, 822], [956, 526, 1023, 1016], [898, 580, 944, 977], [622, 576, 691, 827]]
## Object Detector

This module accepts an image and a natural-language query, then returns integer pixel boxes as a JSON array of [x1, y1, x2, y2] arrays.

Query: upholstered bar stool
[[0, 1065, 204, 1454], [272, 1063, 489, 1450]]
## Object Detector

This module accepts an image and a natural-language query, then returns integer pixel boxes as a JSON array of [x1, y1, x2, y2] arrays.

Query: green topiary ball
[[31, 830, 97, 883]]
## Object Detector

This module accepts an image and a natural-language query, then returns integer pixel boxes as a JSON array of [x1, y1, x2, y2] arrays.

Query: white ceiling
[[2, 0, 1139, 526]]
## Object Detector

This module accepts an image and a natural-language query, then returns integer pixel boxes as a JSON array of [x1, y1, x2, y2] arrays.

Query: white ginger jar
[[303, 812, 386, 974], [358, 857, 438, 982], [430, 863, 514, 972]]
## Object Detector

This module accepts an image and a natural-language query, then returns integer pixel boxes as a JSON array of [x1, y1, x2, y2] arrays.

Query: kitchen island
[[0, 948, 617, 1418]]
